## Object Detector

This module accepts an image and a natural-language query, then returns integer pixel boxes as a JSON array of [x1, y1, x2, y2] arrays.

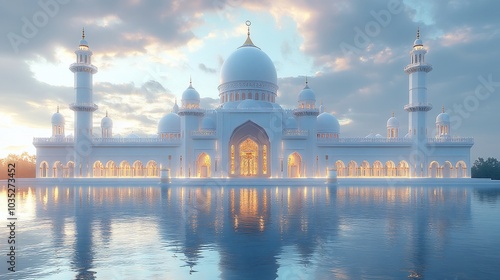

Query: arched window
[[236, 93, 240, 101], [263, 145, 267, 175], [242, 92, 246, 100]]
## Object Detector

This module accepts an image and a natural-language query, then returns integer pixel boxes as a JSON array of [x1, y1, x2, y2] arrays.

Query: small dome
[[298, 85, 316, 102], [316, 112, 340, 133], [158, 113, 181, 133], [101, 116, 113, 128], [365, 132, 376, 138], [201, 116, 216, 130], [237, 99, 260, 110], [375, 134, 383, 138], [436, 112, 450, 123], [172, 101, 179, 113], [285, 117, 297, 129], [182, 84, 200, 103], [222, 102, 238, 109], [413, 38, 423, 47], [51, 112, 65, 125], [387, 116, 400, 128]]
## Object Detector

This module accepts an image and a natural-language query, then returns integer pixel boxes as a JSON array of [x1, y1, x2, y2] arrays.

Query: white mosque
[[34, 25, 473, 179]]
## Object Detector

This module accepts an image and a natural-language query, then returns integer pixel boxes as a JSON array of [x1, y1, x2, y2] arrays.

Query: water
[[1, 184, 500, 280]]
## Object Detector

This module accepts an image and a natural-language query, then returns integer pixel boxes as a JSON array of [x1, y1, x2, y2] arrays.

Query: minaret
[[69, 28, 98, 177], [404, 28, 432, 177]]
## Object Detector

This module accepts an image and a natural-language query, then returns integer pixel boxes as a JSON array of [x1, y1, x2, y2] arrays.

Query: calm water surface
[[1, 184, 500, 280]]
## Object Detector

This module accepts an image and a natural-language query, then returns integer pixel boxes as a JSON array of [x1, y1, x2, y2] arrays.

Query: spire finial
[[305, 76, 308, 86], [106, 110, 108, 117], [416, 26, 420, 39], [82, 27, 85, 39], [57, 106, 59, 113], [392, 112, 395, 117], [241, 20, 256, 47], [442, 105, 445, 113], [246, 20, 251, 37], [189, 76, 192, 87]]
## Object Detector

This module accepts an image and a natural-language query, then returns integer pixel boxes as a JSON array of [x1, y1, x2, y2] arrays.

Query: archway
[[385, 161, 396, 177], [429, 161, 439, 178], [197, 153, 211, 178], [146, 160, 158, 177], [40, 161, 49, 178], [93, 161, 104, 177], [229, 121, 270, 177], [373, 161, 383, 177], [119, 161, 131, 177], [106, 160, 117, 177], [397, 161, 409, 177], [456, 161, 467, 178], [335, 160, 345, 177], [442, 161, 453, 178], [132, 160, 143, 177], [288, 152, 302, 178], [65, 161, 75, 178], [53, 161, 63, 178], [348, 161, 358, 177], [360, 161, 370, 177]]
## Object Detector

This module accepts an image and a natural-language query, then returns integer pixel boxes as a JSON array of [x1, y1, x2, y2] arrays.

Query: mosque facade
[[33, 27, 473, 179]]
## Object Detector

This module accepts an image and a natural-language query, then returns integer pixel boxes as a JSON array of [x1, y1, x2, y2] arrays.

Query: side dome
[[101, 116, 113, 128], [436, 112, 450, 124], [386, 116, 400, 128], [158, 113, 181, 133], [298, 85, 316, 102], [182, 84, 200, 105], [285, 117, 297, 129], [51, 112, 65, 125], [316, 112, 340, 133], [201, 116, 216, 130]]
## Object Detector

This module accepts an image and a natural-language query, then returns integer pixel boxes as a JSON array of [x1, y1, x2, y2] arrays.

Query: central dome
[[218, 31, 279, 103], [220, 45, 277, 86]]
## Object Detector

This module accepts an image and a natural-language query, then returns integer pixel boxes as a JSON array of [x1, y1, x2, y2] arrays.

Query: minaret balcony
[[404, 103, 432, 112], [69, 63, 98, 74], [70, 103, 98, 112], [178, 108, 205, 116], [404, 64, 432, 74], [293, 108, 319, 117]]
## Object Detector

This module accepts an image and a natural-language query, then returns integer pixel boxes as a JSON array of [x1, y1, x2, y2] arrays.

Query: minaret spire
[[416, 26, 420, 39], [57, 106, 59, 113], [82, 27, 85, 39]]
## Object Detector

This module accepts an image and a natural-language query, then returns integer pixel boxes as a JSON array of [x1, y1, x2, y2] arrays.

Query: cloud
[[198, 63, 217, 74]]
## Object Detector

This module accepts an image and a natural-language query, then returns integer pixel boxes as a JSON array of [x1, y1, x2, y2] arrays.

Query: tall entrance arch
[[229, 121, 270, 178]]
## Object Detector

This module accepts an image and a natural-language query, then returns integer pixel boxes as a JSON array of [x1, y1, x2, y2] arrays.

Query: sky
[[0, 0, 499, 162]]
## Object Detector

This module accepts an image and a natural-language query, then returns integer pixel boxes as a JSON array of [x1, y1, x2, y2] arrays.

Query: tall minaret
[[404, 28, 432, 177], [69, 28, 98, 177]]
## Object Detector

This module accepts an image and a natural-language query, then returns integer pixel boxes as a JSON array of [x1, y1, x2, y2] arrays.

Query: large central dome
[[218, 27, 278, 106], [220, 44, 277, 86]]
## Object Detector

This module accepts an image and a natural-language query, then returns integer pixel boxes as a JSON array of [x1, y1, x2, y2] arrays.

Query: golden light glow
[[240, 138, 258, 176], [230, 145, 235, 175]]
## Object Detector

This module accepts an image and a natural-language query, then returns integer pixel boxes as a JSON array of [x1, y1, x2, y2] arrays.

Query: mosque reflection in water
[[5, 184, 477, 279]]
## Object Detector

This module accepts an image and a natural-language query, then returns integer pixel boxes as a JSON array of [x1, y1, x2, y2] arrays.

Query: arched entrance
[[40, 161, 49, 178], [229, 121, 270, 178], [197, 153, 211, 178], [442, 161, 453, 178], [93, 161, 104, 177], [429, 161, 439, 178], [456, 161, 467, 178], [288, 152, 302, 178], [335, 160, 345, 177]]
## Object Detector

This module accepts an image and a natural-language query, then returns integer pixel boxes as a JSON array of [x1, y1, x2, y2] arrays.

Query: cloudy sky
[[1, 0, 499, 162]]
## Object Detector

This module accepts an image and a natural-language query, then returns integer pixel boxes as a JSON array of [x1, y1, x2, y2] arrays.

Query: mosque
[[33, 24, 473, 179]]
